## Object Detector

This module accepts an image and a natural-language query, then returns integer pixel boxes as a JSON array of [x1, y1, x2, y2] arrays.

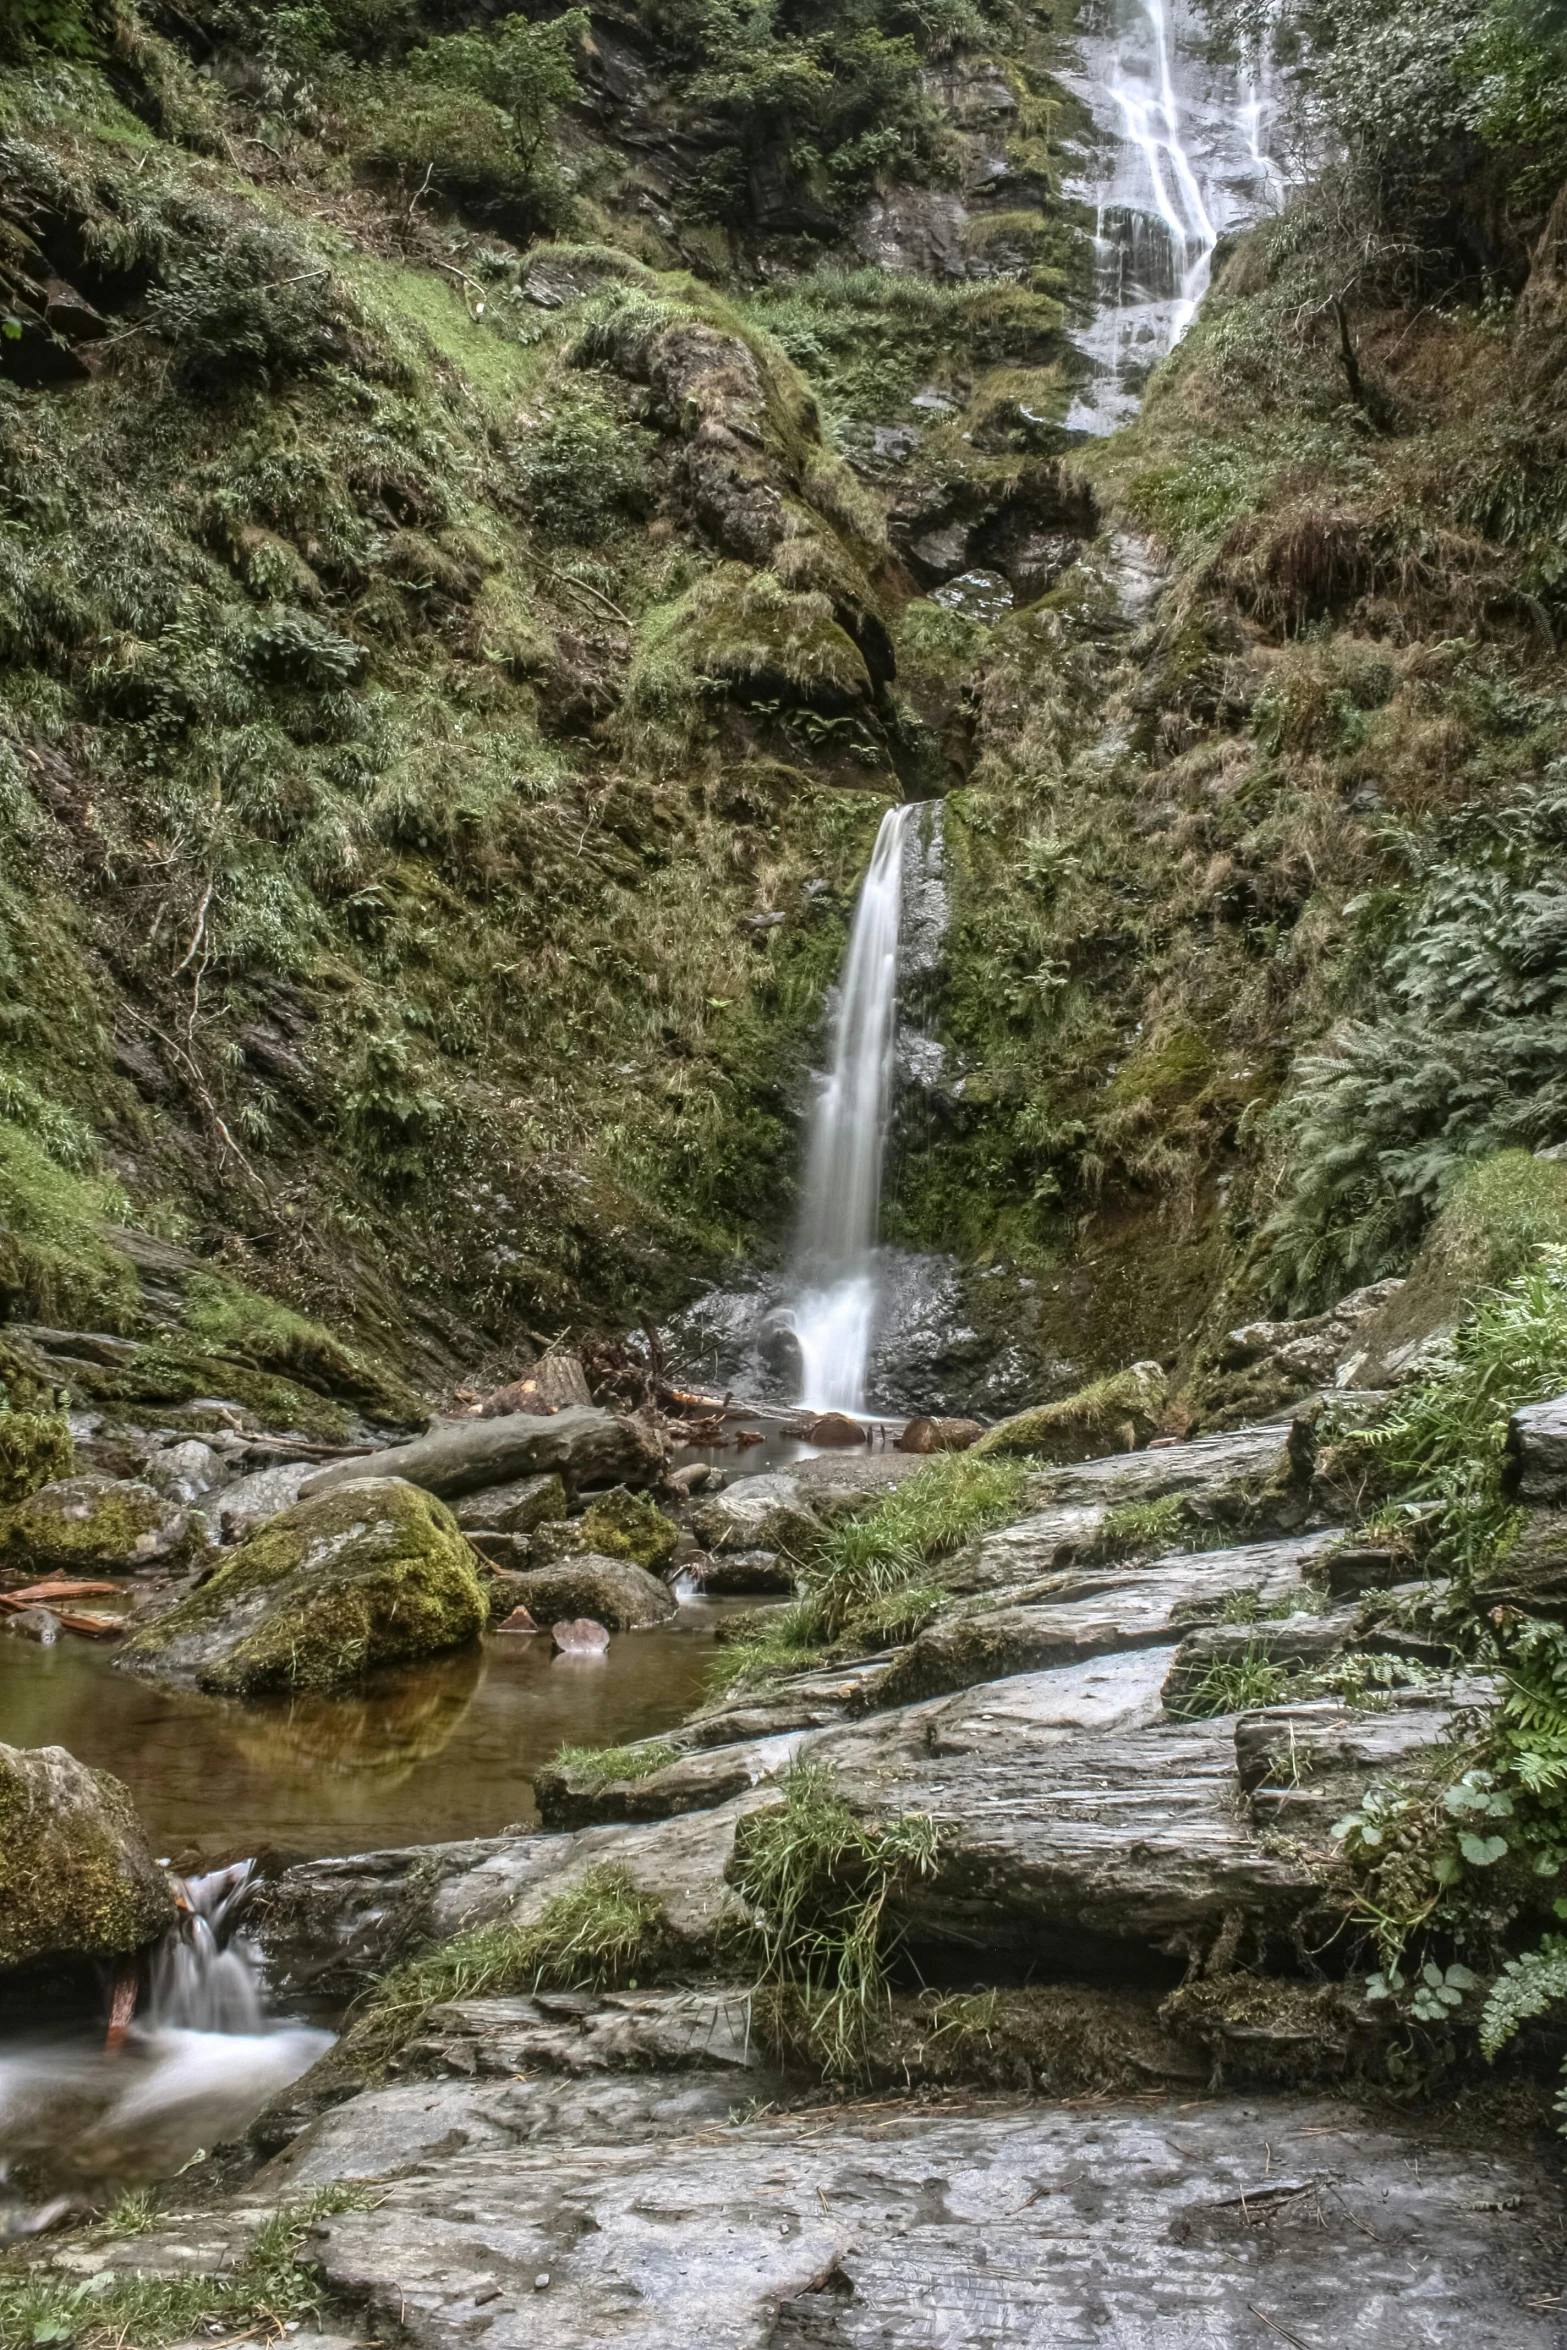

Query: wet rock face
[[0, 1741, 173, 1967], [0, 1473, 189, 1570], [499, 1555, 677, 1632], [689, 1472, 827, 1560], [1195, 1280, 1405, 1426], [116, 1477, 487, 1696]]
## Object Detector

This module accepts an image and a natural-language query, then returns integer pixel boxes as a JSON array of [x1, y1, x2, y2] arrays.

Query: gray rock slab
[[304, 2095, 1561, 2348], [810, 1662, 1319, 1954], [406, 1986, 762, 2078], [1034, 1423, 1302, 1511], [261, 2073, 751, 2192], [536, 1729, 811, 1830], [1235, 1683, 1495, 1835], [878, 1533, 1339, 1706]]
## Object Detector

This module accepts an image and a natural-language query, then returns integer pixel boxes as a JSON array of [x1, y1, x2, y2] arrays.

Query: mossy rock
[[1349, 1151, 1567, 1387], [117, 1477, 487, 1696], [575, 1485, 680, 1571], [0, 1474, 184, 1570], [972, 1362, 1169, 1463], [0, 1407, 74, 1507], [0, 1742, 174, 1969]]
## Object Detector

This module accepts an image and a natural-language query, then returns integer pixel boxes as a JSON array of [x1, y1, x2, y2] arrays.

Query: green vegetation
[[0, 2190, 370, 2350], [712, 1453, 1026, 1690], [730, 1759, 940, 2077], [1354, 1245, 1567, 1576], [1165, 1644, 1300, 1720], [550, 1739, 680, 1789], [350, 1863, 669, 2064]]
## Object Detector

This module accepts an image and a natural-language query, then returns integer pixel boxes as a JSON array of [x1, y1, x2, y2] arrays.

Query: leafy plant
[[1166, 1644, 1300, 1719], [731, 1759, 940, 2077]]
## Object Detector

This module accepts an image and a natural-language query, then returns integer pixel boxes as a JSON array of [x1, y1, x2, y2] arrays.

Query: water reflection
[[0, 1607, 737, 1862], [226, 1644, 483, 1783]]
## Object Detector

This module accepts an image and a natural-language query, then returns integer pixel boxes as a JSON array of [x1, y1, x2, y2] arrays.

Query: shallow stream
[[0, 1597, 745, 1866]]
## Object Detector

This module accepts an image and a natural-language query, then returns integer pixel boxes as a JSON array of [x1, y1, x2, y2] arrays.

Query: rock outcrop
[[496, 1555, 677, 1631]]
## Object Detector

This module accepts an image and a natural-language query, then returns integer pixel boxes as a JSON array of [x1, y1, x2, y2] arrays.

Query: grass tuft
[[0, 2188, 370, 2350], [731, 1758, 941, 2079], [549, 1739, 680, 1789], [347, 1862, 669, 2066]]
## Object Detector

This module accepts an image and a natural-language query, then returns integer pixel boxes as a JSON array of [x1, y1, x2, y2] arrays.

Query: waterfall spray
[[788, 804, 914, 1414]]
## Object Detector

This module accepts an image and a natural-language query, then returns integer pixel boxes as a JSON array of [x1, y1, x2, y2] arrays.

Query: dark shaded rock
[[117, 1479, 486, 1695], [692, 1548, 795, 1595], [0, 1741, 174, 1967]]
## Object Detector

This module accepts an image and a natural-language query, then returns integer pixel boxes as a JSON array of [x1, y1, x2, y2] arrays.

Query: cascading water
[[1066, 0, 1288, 432], [787, 804, 915, 1415], [0, 1865, 329, 2207]]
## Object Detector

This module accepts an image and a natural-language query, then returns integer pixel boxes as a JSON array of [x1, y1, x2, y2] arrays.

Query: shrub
[[145, 229, 351, 392], [512, 385, 653, 544]]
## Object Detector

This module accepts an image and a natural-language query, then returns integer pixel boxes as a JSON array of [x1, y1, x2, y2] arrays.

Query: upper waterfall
[[1066, 0, 1287, 432]]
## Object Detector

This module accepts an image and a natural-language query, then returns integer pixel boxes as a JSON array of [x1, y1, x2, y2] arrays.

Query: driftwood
[[300, 1403, 665, 1502]]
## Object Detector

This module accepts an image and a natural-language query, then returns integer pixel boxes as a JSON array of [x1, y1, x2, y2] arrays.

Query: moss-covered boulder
[[502, 1553, 677, 1631], [0, 1743, 174, 1969], [576, 1485, 680, 1571], [0, 1474, 186, 1570], [117, 1478, 487, 1696], [971, 1363, 1168, 1463], [1348, 1150, 1567, 1387]]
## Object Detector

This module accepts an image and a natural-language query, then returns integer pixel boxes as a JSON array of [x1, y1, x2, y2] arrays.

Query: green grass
[[708, 1454, 1028, 1698], [1096, 1494, 1195, 1558], [0, 2189, 371, 2350], [348, 1862, 669, 2065], [550, 1738, 679, 1788], [731, 1759, 941, 2079], [1166, 1645, 1300, 1720]]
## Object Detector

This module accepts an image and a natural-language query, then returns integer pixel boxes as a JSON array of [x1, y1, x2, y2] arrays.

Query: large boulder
[[0, 1742, 174, 1968], [576, 1487, 680, 1570], [499, 1554, 677, 1632], [117, 1479, 488, 1696], [0, 1473, 190, 1571], [971, 1362, 1168, 1462], [301, 1406, 665, 1504]]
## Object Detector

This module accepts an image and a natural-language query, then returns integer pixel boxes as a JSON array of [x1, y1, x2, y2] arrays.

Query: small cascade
[[149, 1862, 267, 2034], [1066, 0, 1289, 432], [0, 1864, 330, 2199]]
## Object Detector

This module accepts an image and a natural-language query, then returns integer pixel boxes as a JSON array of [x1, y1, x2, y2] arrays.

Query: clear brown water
[[0, 1603, 743, 1865]]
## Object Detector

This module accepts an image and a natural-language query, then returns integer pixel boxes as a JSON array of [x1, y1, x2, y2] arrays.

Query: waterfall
[[149, 1862, 267, 2034], [787, 804, 916, 1415], [1066, 0, 1288, 433]]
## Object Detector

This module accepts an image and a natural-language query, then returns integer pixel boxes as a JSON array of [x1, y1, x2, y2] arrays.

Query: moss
[[1159, 1974, 1385, 2087], [0, 1401, 72, 1507], [0, 1121, 140, 1332], [972, 1361, 1169, 1461], [118, 1479, 486, 1695], [181, 1273, 417, 1420], [0, 1473, 171, 1569], [0, 1741, 173, 1968], [575, 1485, 680, 1571]]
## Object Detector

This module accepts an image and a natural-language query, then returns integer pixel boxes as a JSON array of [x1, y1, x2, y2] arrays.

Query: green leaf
[[1458, 1832, 1509, 1866]]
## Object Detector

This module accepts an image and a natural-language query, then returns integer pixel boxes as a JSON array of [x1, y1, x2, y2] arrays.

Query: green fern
[[1480, 1935, 1567, 2058]]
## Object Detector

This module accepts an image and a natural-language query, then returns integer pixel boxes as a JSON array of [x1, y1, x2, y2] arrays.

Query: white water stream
[[1066, 0, 1289, 432], [787, 804, 915, 1415]]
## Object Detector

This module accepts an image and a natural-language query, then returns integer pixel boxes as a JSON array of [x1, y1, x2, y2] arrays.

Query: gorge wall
[[2, 0, 1566, 1423]]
